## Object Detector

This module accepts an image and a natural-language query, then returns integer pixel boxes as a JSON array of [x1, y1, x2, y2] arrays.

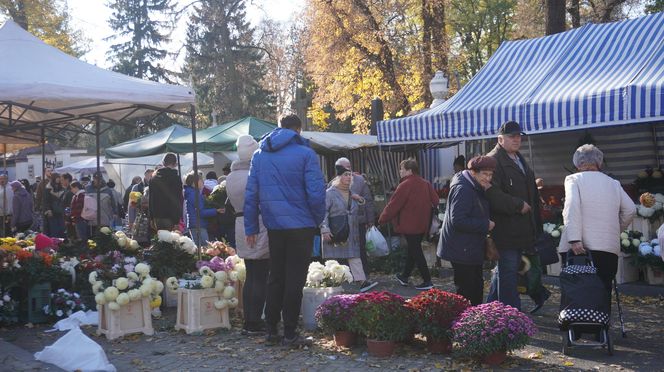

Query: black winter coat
[[148, 167, 183, 223], [437, 171, 490, 265], [485, 144, 542, 251]]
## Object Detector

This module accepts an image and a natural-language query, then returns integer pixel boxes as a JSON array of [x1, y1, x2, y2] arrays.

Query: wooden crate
[[646, 266, 664, 285], [19, 283, 51, 324], [97, 297, 154, 340], [175, 288, 230, 334]]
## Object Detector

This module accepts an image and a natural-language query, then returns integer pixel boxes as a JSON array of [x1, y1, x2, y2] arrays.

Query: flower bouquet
[[43, 288, 86, 319], [451, 301, 537, 365], [143, 230, 197, 280], [350, 291, 413, 357], [128, 191, 142, 207], [306, 260, 353, 288], [0, 291, 18, 324], [406, 289, 470, 353], [620, 230, 644, 255], [91, 227, 140, 255], [203, 240, 236, 258], [89, 262, 163, 311], [315, 294, 361, 347], [302, 260, 353, 330], [633, 239, 664, 285]]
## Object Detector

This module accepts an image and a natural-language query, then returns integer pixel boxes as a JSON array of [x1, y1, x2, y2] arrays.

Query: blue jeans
[[487, 248, 521, 310], [188, 228, 209, 248]]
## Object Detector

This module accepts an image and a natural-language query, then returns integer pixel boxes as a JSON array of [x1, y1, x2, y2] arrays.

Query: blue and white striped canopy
[[377, 12, 664, 144]]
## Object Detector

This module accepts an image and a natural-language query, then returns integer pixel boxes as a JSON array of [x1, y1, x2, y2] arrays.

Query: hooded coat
[[11, 187, 33, 227], [244, 128, 326, 235], [149, 167, 183, 224]]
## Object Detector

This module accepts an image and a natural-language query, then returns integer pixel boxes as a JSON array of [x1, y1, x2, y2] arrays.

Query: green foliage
[[645, 0, 664, 14], [184, 0, 276, 124], [143, 239, 196, 279]]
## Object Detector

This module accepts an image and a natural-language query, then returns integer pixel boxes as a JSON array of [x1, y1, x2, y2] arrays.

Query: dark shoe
[[359, 280, 378, 293], [415, 282, 434, 290], [265, 331, 281, 345], [395, 274, 409, 287], [281, 334, 313, 348], [529, 288, 551, 314]]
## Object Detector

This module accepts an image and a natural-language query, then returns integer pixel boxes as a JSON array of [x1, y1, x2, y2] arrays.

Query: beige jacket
[[558, 171, 636, 255]]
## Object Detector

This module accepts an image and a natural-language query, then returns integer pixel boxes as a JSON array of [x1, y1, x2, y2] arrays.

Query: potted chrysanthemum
[[451, 301, 538, 365], [302, 260, 353, 330], [315, 294, 361, 347], [406, 289, 470, 353], [350, 291, 414, 357]]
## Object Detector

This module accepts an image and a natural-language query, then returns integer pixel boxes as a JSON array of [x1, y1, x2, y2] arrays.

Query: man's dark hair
[[107, 179, 116, 188], [62, 173, 73, 182], [400, 158, 419, 175], [453, 155, 466, 168], [206, 171, 217, 180], [163, 152, 177, 167], [279, 114, 302, 130]]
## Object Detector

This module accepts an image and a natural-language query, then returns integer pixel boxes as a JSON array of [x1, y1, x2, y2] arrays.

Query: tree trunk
[[545, 0, 566, 35], [567, 0, 581, 28], [421, 0, 433, 106], [430, 0, 447, 73]]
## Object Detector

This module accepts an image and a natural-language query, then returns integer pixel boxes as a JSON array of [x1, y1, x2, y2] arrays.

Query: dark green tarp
[[167, 117, 276, 153], [104, 124, 191, 158]]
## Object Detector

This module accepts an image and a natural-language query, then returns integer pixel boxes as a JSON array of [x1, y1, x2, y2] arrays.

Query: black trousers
[[358, 223, 369, 276], [265, 228, 314, 338], [402, 234, 431, 283], [451, 262, 484, 305], [243, 259, 270, 330]]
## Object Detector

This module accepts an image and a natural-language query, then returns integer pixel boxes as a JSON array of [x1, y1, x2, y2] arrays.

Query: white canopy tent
[[300, 131, 378, 152]]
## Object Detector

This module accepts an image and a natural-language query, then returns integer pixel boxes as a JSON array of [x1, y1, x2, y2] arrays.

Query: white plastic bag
[[47, 310, 98, 332], [34, 327, 116, 372], [366, 226, 389, 257]]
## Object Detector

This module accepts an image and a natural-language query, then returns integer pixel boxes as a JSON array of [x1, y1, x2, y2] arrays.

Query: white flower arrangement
[[90, 262, 163, 311], [542, 223, 563, 238], [156, 230, 197, 255], [305, 260, 353, 288]]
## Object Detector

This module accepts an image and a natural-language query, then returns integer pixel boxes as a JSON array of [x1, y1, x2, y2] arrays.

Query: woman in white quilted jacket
[[558, 144, 636, 298]]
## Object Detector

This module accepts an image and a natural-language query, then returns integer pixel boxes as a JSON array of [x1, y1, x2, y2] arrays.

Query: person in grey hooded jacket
[[226, 135, 270, 335], [10, 180, 33, 233]]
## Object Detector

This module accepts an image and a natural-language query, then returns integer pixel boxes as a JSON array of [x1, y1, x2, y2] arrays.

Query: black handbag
[[328, 195, 352, 244], [535, 233, 560, 266]]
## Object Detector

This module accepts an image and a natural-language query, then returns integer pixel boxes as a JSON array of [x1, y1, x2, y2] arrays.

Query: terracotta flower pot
[[481, 350, 507, 366], [334, 330, 356, 348], [366, 339, 396, 357], [426, 337, 452, 354]]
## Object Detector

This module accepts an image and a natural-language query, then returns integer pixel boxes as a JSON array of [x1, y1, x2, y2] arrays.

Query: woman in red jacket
[[379, 159, 439, 290]]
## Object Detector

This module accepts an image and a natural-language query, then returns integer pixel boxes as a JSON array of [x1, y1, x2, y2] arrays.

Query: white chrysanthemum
[[229, 271, 239, 282], [116, 293, 130, 306], [100, 226, 112, 235], [201, 275, 214, 288], [551, 230, 561, 238], [114, 231, 127, 239], [129, 240, 140, 250], [152, 280, 164, 294], [104, 287, 119, 302], [134, 263, 150, 276], [140, 285, 152, 297], [228, 255, 242, 265], [324, 260, 339, 268], [117, 237, 128, 248], [115, 277, 129, 291], [214, 299, 228, 310], [128, 289, 142, 301], [235, 264, 246, 282], [308, 261, 324, 272], [166, 277, 179, 292], [108, 302, 120, 311], [214, 281, 225, 292], [95, 293, 107, 305], [127, 272, 139, 281], [228, 298, 239, 308], [222, 285, 235, 299], [92, 282, 103, 294], [214, 270, 228, 283], [157, 230, 173, 243], [199, 266, 213, 277], [88, 271, 98, 285], [171, 232, 181, 243]]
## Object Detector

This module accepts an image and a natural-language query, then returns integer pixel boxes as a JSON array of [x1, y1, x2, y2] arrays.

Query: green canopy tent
[[104, 124, 191, 159], [167, 117, 276, 153]]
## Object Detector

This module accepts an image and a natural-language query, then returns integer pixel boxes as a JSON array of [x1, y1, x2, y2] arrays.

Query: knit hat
[[236, 135, 259, 161], [8, 180, 22, 189], [467, 155, 497, 171]]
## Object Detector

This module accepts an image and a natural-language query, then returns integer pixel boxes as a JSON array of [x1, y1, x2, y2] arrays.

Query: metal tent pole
[[377, 144, 391, 244], [190, 105, 201, 260], [527, 135, 535, 174], [95, 118, 102, 231]]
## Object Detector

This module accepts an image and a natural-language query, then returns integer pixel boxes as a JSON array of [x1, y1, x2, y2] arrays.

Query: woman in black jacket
[[437, 156, 496, 305]]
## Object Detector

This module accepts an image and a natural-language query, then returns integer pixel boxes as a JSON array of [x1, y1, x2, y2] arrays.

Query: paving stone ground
[[1, 270, 664, 371]]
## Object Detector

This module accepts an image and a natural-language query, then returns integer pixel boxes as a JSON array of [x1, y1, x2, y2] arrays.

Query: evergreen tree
[[184, 0, 275, 124], [106, 0, 175, 82]]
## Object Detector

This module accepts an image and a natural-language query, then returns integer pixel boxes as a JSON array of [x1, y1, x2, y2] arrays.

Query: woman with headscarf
[[42, 172, 65, 237], [321, 163, 378, 293]]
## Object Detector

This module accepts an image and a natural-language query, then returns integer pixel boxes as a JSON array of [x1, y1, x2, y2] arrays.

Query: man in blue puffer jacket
[[244, 114, 325, 347]]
